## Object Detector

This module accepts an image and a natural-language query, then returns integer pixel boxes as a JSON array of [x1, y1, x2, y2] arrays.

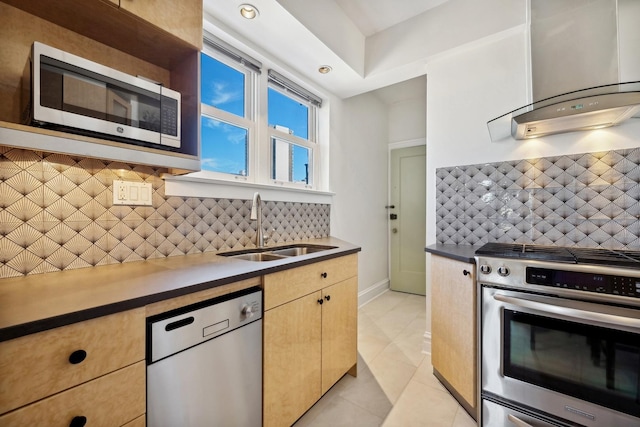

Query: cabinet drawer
[[0, 361, 145, 426], [0, 308, 145, 414], [264, 254, 358, 310], [122, 414, 145, 427]]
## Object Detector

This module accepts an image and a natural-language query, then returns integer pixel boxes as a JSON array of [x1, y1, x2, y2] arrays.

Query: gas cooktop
[[475, 243, 640, 269]]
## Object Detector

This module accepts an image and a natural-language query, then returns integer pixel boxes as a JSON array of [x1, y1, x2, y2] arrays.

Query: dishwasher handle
[[165, 316, 194, 331]]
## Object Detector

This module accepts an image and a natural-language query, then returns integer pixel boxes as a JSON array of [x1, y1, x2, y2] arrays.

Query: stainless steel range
[[475, 243, 640, 427]]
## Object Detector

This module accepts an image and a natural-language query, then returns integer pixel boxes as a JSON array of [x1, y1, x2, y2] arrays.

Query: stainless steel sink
[[270, 246, 333, 256], [218, 244, 337, 261], [230, 253, 287, 262]]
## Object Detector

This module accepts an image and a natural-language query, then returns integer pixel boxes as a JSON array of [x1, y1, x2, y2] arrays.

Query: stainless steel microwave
[[23, 42, 181, 149]]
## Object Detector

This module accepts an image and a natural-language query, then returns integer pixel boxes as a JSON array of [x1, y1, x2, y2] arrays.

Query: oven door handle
[[507, 414, 534, 427], [493, 293, 640, 333]]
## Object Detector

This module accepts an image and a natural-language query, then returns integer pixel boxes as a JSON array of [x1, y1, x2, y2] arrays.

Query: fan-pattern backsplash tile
[[0, 147, 330, 278], [436, 147, 640, 249]]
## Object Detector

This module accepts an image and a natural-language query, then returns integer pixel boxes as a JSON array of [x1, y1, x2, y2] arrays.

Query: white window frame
[[170, 34, 330, 202], [267, 84, 318, 189], [199, 46, 258, 182]]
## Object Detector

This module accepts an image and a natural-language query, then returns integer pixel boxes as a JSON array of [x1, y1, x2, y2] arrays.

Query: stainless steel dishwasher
[[147, 287, 263, 427]]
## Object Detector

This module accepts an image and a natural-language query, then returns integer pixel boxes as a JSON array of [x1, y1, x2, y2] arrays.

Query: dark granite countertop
[[0, 237, 360, 342], [425, 244, 482, 264]]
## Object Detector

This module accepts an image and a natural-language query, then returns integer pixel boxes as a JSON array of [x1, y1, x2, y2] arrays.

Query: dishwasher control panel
[[147, 287, 262, 363]]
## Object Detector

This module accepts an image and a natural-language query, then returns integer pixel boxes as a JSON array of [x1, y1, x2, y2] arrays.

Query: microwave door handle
[[507, 414, 534, 427], [493, 294, 640, 333]]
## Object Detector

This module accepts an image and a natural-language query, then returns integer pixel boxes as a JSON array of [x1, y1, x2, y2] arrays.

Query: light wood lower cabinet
[[0, 362, 145, 426], [320, 279, 358, 394], [263, 255, 358, 427], [0, 309, 146, 426], [264, 291, 323, 427], [431, 255, 477, 417]]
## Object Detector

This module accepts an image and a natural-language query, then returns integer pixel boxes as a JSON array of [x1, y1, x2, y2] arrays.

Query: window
[[200, 45, 256, 177], [198, 35, 322, 189]]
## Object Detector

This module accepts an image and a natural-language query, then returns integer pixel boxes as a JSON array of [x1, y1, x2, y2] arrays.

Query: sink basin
[[270, 245, 335, 256], [229, 253, 287, 262], [218, 244, 337, 261]]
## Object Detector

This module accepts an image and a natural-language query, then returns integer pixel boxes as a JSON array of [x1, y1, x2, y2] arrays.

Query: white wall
[[330, 92, 390, 299], [388, 96, 427, 143]]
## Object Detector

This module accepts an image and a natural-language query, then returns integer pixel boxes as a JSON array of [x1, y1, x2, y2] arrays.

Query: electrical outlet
[[112, 180, 153, 206]]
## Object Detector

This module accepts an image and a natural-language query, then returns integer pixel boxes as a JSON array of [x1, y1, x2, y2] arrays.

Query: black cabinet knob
[[69, 416, 87, 427], [463, 270, 471, 276], [68, 350, 87, 365], [317, 299, 324, 305], [321, 272, 328, 278], [324, 295, 331, 301]]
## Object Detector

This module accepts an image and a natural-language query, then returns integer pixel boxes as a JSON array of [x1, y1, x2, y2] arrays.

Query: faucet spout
[[250, 192, 264, 248]]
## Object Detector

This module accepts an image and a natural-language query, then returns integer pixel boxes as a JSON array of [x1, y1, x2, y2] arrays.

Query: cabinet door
[[321, 277, 358, 394], [431, 256, 476, 409], [263, 292, 322, 427], [120, 0, 202, 48]]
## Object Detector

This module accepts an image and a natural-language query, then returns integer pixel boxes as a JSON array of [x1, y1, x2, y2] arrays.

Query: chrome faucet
[[250, 192, 264, 248]]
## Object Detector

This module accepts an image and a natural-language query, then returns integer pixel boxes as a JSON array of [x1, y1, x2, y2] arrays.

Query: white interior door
[[389, 145, 426, 295]]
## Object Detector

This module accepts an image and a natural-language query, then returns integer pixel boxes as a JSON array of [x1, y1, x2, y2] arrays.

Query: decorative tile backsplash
[[436, 147, 640, 249], [0, 147, 330, 278]]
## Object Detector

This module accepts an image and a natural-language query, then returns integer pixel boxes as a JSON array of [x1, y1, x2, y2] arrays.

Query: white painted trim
[[388, 137, 426, 151], [164, 175, 335, 204], [357, 279, 390, 308], [422, 331, 432, 355]]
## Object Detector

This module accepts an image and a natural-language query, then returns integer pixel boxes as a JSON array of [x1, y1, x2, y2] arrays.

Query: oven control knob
[[497, 266, 510, 276], [479, 265, 492, 274]]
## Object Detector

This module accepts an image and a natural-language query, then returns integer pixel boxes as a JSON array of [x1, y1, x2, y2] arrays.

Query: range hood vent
[[488, 0, 640, 141], [488, 81, 640, 141]]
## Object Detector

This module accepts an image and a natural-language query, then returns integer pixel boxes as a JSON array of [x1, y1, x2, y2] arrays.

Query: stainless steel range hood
[[489, 82, 640, 140], [488, 0, 640, 141]]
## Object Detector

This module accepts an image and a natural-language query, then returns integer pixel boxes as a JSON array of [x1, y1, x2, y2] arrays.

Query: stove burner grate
[[475, 243, 640, 268]]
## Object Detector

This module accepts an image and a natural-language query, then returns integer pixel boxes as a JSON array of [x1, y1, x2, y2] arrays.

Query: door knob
[[392, 228, 398, 233]]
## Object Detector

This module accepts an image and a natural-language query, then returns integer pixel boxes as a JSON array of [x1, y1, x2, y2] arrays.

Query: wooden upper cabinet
[[120, 0, 203, 49]]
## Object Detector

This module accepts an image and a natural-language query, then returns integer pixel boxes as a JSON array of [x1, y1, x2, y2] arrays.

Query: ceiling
[[334, 0, 450, 37], [203, 0, 450, 101]]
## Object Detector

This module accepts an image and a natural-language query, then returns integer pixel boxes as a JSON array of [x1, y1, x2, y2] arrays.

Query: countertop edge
[[0, 240, 361, 342], [425, 244, 480, 264]]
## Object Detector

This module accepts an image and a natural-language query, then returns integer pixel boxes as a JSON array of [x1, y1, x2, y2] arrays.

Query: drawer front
[[0, 361, 145, 426], [264, 254, 358, 310], [0, 308, 145, 414], [122, 414, 145, 427]]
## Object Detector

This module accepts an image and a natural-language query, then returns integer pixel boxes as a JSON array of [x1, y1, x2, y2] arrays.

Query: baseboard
[[358, 279, 389, 308], [422, 331, 432, 355]]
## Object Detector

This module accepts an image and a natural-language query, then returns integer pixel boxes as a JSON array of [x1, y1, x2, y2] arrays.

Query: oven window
[[504, 310, 640, 418]]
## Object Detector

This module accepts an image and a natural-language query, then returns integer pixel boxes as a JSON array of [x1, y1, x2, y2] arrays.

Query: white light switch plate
[[113, 180, 153, 206]]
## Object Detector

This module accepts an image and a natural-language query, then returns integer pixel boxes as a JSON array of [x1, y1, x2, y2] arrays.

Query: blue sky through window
[[201, 116, 248, 175], [268, 88, 308, 139], [201, 53, 244, 117]]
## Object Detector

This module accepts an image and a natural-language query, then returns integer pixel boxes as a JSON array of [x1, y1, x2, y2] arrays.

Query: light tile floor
[[294, 290, 477, 427]]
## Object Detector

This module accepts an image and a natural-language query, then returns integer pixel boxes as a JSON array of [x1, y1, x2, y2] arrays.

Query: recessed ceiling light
[[239, 4, 259, 19], [318, 65, 332, 74]]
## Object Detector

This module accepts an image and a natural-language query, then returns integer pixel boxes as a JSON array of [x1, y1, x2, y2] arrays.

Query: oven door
[[481, 286, 640, 427]]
